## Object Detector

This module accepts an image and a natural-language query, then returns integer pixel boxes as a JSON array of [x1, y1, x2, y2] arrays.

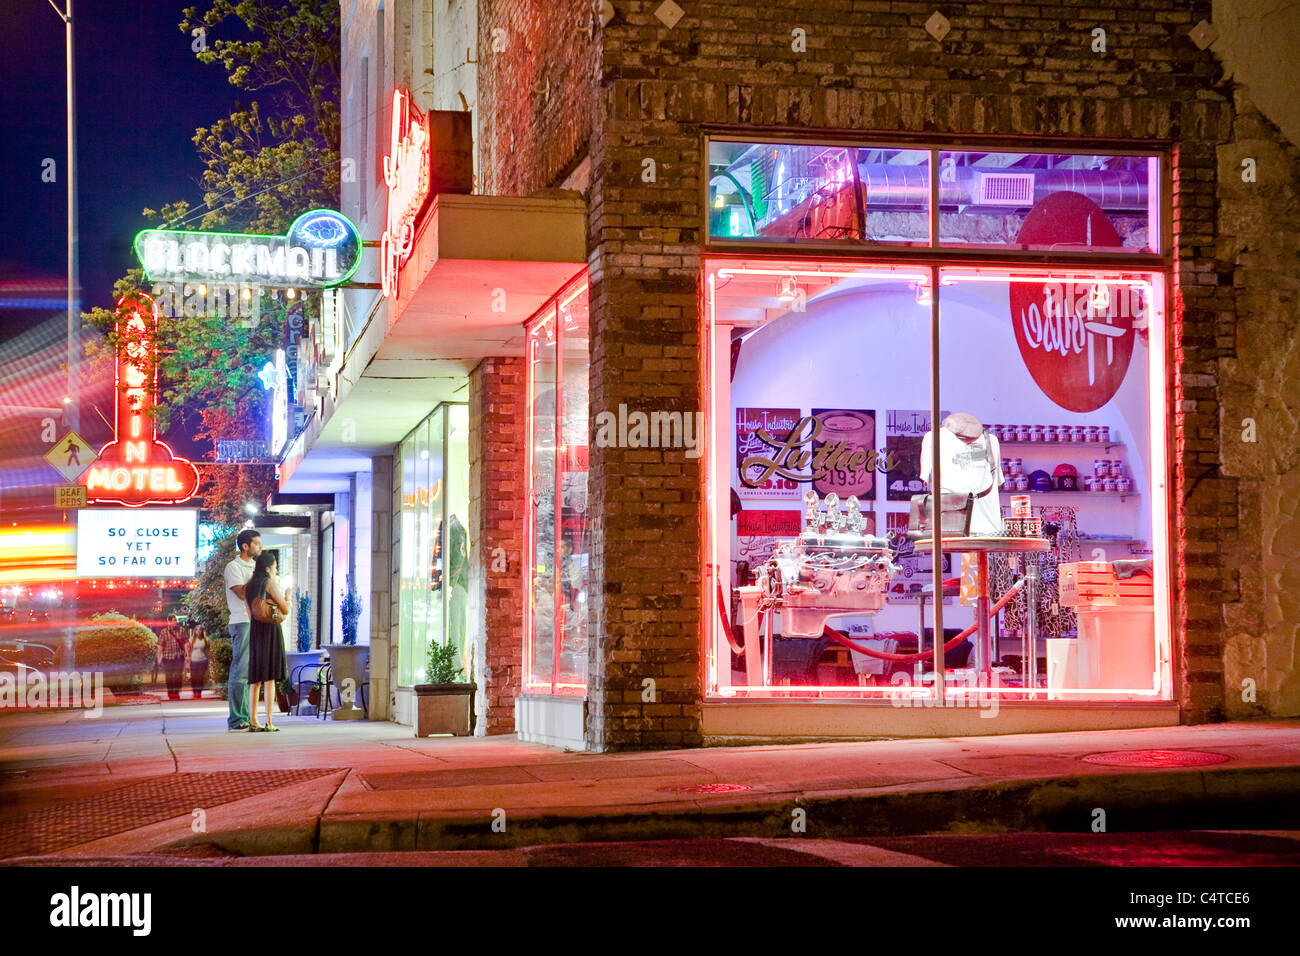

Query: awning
[[280, 192, 586, 493]]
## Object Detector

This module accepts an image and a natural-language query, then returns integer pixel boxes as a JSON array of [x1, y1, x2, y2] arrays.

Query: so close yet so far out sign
[[75, 509, 198, 579]]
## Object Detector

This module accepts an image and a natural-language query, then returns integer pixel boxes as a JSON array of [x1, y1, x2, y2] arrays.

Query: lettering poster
[[885, 409, 947, 501], [735, 407, 804, 501], [810, 408, 876, 499]]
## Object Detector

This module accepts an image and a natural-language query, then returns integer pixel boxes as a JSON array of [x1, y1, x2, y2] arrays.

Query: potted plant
[[284, 591, 322, 711], [275, 676, 293, 713], [325, 579, 368, 720], [413, 640, 476, 737]]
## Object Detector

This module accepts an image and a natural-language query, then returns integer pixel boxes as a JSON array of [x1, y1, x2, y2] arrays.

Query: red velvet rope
[[821, 578, 1026, 662], [716, 579, 748, 655]]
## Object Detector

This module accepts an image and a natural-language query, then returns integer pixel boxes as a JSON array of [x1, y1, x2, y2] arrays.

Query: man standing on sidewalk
[[156, 614, 188, 700], [223, 529, 262, 730]]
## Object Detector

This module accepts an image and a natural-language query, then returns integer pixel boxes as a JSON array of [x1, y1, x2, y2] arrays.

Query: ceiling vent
[[975, 171, 1035, 206]]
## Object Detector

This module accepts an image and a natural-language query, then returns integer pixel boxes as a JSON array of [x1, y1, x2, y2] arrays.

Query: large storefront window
[[525, 275, 590, 695], [705, 137, 1170, 706], [707, 139, 1161, 256], [397, 402, 469, 686]]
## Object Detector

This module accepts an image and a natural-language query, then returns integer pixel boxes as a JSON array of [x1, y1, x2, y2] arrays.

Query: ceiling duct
[[851, 164, 1149, 212]]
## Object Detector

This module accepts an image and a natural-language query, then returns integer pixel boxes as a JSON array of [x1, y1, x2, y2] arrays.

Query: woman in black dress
[[245, 551, 289, 732]]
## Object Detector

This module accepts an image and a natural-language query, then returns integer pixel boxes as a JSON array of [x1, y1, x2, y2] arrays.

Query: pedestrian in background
[[188, 624, 210, 698], [223, 528, 262, 731], [157, 614, 188, 701]]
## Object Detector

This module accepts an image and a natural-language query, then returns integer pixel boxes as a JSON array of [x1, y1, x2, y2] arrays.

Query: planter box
[[414, 682, 477, 737], [324, 644, 369, 720]]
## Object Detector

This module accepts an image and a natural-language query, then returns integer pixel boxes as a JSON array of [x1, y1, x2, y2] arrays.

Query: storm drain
[[0, 769, 343, 859], [1081, 750, 1230, 768], [657, 783, 754, 794]]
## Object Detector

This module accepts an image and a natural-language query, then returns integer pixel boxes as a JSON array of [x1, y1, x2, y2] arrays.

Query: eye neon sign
[[81, 294, 200, 507], [134, 209, 362, 290], [381, 89, 432, 299]]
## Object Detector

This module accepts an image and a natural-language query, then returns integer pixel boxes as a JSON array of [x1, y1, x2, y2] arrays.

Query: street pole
[[49, 0, 79, 672], [64, 0, 79, 434]]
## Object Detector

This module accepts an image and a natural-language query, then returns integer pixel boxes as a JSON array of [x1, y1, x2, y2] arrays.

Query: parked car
[[0, 641, 57, 672]]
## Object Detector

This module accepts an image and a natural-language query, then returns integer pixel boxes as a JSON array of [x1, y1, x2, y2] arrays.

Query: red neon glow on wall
[[381, 88, 432, 299], [80, 293, 200, 507]]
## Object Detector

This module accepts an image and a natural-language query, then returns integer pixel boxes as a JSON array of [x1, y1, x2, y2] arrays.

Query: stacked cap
[[1052, 463, 1079, 491]]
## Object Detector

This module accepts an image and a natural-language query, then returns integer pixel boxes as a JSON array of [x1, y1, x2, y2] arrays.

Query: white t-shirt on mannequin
[[919, 427, 1004, 535]]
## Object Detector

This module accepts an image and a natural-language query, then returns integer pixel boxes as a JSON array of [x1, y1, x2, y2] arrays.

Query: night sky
[[0, 0, 241, 328]]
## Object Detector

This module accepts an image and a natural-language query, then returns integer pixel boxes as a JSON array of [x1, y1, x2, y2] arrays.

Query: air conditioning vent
[[976, 172, 1035, 206]]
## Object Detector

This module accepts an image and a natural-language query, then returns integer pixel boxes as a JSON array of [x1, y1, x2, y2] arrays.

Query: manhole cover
[[1081, 750, 1230, 768], [657, 783, 753, 794]]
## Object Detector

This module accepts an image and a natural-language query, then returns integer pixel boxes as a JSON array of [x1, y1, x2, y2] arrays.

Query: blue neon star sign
[[258, 361, 279, 390]]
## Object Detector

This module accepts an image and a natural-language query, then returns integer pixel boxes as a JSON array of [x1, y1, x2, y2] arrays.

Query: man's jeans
[[227, 622, 250, 728]]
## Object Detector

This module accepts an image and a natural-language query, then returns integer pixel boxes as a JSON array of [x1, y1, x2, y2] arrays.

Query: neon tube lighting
[[716, 266, 930, 282], [938, 271, 1152, 288]]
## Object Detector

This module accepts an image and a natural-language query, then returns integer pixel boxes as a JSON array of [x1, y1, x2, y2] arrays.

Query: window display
[[705, 256, 1169, 703], [525, 275, 590, 695], [707, 139, 1162, 256], [397, 403, 469, 687]]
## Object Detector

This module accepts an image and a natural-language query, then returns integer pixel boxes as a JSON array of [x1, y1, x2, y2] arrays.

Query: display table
[[910, 536, 1050, 686]]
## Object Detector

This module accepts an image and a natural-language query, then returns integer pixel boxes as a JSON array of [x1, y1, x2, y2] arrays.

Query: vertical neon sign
[[381, 89, 432, 299], [82, 293, 200, 507]]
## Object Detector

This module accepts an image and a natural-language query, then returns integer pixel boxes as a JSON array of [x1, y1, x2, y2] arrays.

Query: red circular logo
[[1009, 192, 1138, 413]]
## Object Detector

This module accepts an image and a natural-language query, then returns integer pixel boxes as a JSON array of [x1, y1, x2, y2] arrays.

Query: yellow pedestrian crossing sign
[[45, 431, 97, 483]]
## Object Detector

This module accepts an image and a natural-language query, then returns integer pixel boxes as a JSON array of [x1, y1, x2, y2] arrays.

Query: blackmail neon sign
[[81, 294, 200, 507], [381, 89, 432, 299], [134, 209, 362, 291]]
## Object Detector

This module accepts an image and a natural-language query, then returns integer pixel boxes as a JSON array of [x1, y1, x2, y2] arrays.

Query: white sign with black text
[[75, 508, 199, 579]]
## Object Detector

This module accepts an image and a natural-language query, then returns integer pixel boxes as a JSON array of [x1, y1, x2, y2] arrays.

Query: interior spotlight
[[244, 502, 258, 515], [286, 288, 297, 300]]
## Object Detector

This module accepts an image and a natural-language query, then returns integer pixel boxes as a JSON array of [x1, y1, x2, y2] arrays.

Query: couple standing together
[[223, 529, 289, 732]]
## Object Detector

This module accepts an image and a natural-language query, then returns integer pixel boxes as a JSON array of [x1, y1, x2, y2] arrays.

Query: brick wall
[[469, 356, 527, 733], [476, 0, 598, 196], [470, 1, 1298, 747], [1217, 91, 1300, 718], [581, 1, 1234, 748]]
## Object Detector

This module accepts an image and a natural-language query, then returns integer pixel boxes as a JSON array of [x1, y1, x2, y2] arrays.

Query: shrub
[[425, 639, 465, 685], [78, 612, 157, 694], [340, 579, 361, 645], [210, 636, 232, 694], [295, 591, 312, 652], [183, 531, 236, 635]]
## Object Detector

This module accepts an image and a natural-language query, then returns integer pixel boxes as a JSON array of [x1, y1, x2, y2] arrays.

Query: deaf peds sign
[[76, 509, 198, 579]]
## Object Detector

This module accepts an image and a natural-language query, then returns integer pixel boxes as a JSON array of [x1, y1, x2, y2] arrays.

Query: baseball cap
[[1028, 469, 1054, 492], [1052, 463, 1079, 491]]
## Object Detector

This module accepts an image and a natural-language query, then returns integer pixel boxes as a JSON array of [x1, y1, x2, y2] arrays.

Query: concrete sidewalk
[[2, 699, 1298, 858]]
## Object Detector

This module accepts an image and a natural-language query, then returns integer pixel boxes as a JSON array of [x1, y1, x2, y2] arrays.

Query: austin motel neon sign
[[381, 89, 432, 298], [81, 294, 200, 507]]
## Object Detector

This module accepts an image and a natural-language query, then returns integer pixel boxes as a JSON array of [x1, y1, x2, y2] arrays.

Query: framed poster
[[885, 409, 948, 501], [736, 407, 805, 500], [810, 408, 877, 499]]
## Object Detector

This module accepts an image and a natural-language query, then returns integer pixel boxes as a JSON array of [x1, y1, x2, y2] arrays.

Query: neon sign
[[82, 294, 200, 507], [381, 89, 432, 298], [134, 209, 362, 290], [271, 348, 289, 456]]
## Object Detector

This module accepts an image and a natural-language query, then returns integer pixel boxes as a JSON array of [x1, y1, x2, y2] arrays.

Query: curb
[[193, 764, 1300, 856]]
